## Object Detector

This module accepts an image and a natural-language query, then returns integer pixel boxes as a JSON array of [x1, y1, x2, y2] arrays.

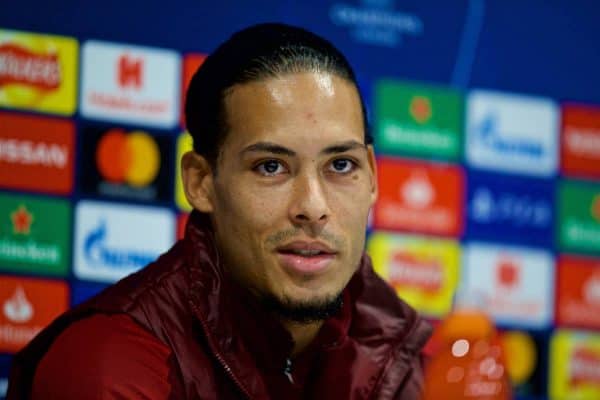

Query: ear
[[181, 151, 215, 213], [366, 145, 378, 206]]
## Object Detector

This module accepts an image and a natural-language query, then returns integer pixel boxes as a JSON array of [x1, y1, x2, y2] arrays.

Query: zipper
[[193, 304, 253, 399], [284, 358, 294, 384]]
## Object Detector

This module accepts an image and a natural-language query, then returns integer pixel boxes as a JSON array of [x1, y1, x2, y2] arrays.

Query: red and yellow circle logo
[[96, 129, 160, 187]]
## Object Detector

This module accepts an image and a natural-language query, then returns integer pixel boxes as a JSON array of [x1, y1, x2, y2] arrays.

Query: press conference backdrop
[[1, 0, 600, 398]]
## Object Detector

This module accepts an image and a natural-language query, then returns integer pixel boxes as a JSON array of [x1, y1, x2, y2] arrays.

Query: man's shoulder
[[351, 255, 433, 353], [31, 314, 174, 399]]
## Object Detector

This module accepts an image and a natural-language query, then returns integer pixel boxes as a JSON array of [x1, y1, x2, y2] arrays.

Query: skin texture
[[182, 72, 377, 354]]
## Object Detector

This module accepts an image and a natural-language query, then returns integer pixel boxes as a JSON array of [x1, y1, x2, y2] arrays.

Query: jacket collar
[[182, 210, 431, 399]]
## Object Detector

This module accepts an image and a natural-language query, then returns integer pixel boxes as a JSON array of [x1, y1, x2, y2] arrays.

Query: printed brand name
[[381, 120, 454, 149], [390, 252, 443, 292], [0, 44, 60, 89], [566, 129, 600, 157], [0, 138, 68, 168], [473, 114, 545, 158], [470, 187, 551, 227], [84, 220, 154, 269], [571, 348, 600, 385], [0, 239, 60, 264]]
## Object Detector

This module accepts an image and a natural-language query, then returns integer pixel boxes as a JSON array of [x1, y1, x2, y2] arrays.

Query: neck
[[282, 319, 324, 357]]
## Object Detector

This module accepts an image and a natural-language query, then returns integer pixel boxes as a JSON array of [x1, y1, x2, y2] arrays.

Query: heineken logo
[[592, 195, 600, 222], [559, 183, 600, 254], [409, 96, 432, 124], [0, 194, 70, 276], [375, 81, 461, 161], [10, 205, 33, 235], [1, 204, 59, 265]]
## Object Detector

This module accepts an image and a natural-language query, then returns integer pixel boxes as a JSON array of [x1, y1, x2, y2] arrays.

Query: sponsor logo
[[11, 205, 33, 235], [592, 195, 600, 222], [550, 331, 600, 398], [467, 172, 553, 246], [389, 251, 443, 292], [0, 112, 74, 194], [181, 54, 206, 127], [0, 29, 78, 115], [561, 104, 600, 179], [175, 132, 193, 211], [0, 43, 60, 89], [373, 158, 463, 236], [0, 137, 68, 168], [497, 257, 520, 290], [558, 181, 600, 255], [3, 286, 33, 323], [84, 219, 156, 269], [79, 126, 172, 202], [400, 170, 434, 209], [556, 256, 600, 330], [0, 276, 68, 353], [74, 200, 175, 282], [0, 194, 70, 276], [463, 242, 554, 328], [472, 114, 544, 157], [375, 81, 462, 160], [329, 0, 424, 47], [570, 348, 600, 386], [96, 129, 159, 186], [470, 188, 551, 227], [409, 96, 432, 123], [118, 54, 143, 89], [584, 274, 600, 305], [81, 40, 180, 128], [368, 232, 459, 317], [466, 90, 558, 177]]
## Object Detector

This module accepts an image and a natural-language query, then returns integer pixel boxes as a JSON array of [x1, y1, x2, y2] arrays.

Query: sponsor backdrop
[[1, 1, 600, 398]]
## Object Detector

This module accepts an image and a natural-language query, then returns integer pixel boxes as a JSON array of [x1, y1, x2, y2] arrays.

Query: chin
[[262, 289, 344, 324]]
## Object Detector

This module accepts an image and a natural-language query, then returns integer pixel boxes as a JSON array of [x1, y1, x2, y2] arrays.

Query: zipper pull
[[284, 358, 294, 384]]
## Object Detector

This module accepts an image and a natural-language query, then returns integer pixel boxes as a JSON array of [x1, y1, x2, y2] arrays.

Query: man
[[8, 23, 431, 399]]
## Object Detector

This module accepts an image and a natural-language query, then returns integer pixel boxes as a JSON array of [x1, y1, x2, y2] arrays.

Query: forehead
[[222, 72, 364, 150]]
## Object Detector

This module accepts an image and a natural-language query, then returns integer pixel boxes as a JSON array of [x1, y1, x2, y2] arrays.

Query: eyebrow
[[240, 140, 367, 157]]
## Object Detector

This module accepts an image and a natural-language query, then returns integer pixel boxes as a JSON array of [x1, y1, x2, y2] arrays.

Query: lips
[[276, 241, 337, 274]]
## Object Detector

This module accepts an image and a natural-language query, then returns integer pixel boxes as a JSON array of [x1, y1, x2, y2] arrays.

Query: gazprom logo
[[472, 114, 545, 158], [84, 219, 155, 269], [74, 200, 174, 283], [466, 90, 558, 177]]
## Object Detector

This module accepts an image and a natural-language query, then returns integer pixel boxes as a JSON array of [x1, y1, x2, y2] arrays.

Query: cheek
[[216, 184, 285, 237], [331, 181, 372, 221]]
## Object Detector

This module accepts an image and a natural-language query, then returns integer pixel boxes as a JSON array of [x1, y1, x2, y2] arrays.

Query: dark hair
[[184, 23, 372, 167]]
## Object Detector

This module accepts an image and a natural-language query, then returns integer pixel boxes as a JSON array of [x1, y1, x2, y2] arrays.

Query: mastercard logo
[[96, 129, 160, 187]]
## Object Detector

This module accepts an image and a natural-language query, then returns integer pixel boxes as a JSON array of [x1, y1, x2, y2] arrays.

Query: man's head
[[182, 23, 377, 323]]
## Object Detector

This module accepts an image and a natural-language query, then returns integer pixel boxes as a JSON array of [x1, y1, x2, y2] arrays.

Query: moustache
[[265, 227, 345, 250]]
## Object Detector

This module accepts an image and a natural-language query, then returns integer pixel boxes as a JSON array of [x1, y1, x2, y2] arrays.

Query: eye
[[254, 160, 286, 176], [329, 158, 356, 174]]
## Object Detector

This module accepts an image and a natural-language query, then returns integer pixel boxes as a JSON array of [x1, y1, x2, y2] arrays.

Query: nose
[[288, 171, 330, 232]]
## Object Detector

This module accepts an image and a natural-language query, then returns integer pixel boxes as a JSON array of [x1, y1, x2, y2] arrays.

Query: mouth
[[276, 241, 337, 274]]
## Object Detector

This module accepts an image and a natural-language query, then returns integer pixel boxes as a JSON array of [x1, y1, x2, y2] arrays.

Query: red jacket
[[8, 211, 432, 399]]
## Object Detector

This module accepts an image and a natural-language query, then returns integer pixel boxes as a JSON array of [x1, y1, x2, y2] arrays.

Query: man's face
[[205, 72, 376, 317]]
